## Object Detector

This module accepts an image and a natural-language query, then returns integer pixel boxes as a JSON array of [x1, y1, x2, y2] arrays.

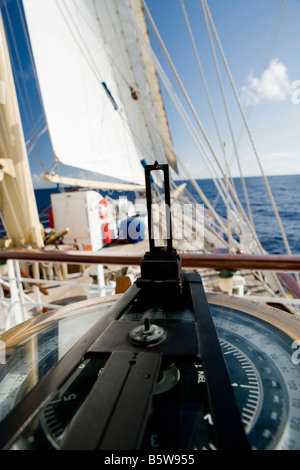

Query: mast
[[0, 13, 43, 248]]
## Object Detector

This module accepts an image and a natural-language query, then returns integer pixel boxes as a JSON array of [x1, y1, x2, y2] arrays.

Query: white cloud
[[31, 173, 45, 187], [31, 172, 55, 188], [241, 59, 292, 105], [259, 152, 300, 175], [261, 151, 294, 160]]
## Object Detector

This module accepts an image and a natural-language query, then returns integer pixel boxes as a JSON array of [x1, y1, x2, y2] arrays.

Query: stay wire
[[202, 0, 292, 259], [200, 0, 254, 228], [140, 0, 267, 255]]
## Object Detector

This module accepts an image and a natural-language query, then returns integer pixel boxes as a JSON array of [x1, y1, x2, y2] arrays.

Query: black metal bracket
[[145, 161, 173, 253], [137, 162, 181, 292], [61, 351, 162, 450], [187, 272, 250, 450]]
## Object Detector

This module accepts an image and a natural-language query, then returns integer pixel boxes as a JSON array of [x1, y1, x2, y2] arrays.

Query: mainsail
[[22, 0, 177, 186]]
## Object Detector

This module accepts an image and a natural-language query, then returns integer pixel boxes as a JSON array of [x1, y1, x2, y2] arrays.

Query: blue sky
[[146, 0, 300, 181], [1, 0, 300, 187]]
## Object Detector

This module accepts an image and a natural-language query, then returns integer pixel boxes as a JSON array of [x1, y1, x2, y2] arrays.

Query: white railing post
[[97, 264, 106, 297], [6, 259, 25, 330]]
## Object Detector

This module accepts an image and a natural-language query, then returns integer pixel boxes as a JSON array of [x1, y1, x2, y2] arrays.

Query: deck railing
[[0, 249, 300, 332], [1, 248, 300, 270]]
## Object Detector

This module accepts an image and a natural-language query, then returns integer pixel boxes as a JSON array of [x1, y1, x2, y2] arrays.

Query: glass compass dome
[[1, 293, 299, 451]]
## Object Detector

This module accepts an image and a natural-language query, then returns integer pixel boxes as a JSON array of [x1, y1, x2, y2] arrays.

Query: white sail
[[22, 0, 177, 186]]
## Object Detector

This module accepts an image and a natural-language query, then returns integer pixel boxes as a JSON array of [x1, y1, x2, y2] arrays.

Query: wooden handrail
[[0, 249, 300, 271], [180, 253, 300, 271]]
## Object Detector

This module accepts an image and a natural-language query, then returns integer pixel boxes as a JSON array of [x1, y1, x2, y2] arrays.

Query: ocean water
[[185, 174, 300, 255], [34, 174, 300, 255]]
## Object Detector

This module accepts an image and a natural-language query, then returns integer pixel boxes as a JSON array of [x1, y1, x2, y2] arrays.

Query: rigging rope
[[200, 0, 254, 228], [139, 0, 291, 298], [139, 0, 268, 255], [202, 0, 292, 258], [179, 0, 240, 220], [179, 0, 237, 198], [179, 0, 225, 159]]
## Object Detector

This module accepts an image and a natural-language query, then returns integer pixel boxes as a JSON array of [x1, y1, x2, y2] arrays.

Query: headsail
[[22, 0, 177, 186]]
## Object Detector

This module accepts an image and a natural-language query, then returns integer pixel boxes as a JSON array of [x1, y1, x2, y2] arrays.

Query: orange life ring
[[99, 198, 109, 219], [102, 221, 112, 244]]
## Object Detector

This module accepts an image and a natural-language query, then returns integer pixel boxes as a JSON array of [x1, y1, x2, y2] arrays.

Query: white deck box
[[50, 191, 104, 250]]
